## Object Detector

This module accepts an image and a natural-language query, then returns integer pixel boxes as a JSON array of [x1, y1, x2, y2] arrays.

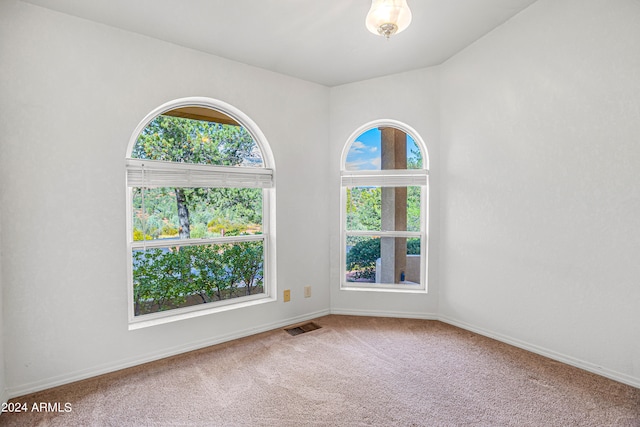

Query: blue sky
[[345, 128, 418, 170]]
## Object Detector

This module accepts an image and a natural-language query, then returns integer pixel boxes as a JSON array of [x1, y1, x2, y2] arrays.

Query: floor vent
[[285, 322, 321, 336]]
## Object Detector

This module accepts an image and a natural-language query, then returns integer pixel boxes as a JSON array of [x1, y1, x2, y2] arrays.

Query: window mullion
[[345, 230, 422, 238], [130, 234, 264, 249]]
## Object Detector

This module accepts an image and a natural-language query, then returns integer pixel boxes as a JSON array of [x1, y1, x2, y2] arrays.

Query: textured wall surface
[[440, 0, 640, 385], [0, 207, 4, 402], [0, 0, 330, 395]]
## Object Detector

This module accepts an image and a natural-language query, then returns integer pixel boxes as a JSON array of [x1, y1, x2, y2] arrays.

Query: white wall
[[0, 208, 5, 403], [329, 68, 441, 318], [0, 0, 330, 396], [440, 0, 640, 386]]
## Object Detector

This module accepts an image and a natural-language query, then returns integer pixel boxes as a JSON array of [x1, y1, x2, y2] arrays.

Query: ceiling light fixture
[[366, 0, 412, 39]]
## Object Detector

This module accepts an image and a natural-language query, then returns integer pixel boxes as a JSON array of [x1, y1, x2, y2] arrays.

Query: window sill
[[128, 294, 276, 330], [340, 283, 428, 293]]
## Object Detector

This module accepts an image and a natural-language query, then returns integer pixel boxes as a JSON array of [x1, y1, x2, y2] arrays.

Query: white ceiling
[[20, 0, 538, 86]]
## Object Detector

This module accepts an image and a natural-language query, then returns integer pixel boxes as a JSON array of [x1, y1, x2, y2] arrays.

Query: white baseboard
[[330, 311, 639, 389], [6, 309, 331, 399], [330, 308, 438, 320], [438, 314, 640, 390], [6, 308, 638, 398]]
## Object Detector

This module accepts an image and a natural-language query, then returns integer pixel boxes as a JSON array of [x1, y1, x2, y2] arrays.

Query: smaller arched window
[[126, 98, 275, 327], [341, 120, 429, 292]]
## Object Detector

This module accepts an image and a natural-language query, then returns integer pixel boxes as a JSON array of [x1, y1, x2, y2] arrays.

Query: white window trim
[[125, 97, 277, 329], [340, 119, 429, 293]]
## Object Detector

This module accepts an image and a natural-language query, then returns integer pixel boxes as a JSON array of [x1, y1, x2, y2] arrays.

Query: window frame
[[125, 97, 276, 329], [340, 119, 429, 293]]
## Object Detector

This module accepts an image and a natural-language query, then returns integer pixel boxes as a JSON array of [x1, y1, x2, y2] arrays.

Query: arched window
[[126, 97, 275, 327], [341, 120, 428, 292]]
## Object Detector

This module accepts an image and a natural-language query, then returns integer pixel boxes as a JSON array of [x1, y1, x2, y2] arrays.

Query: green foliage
[[133, 247, 192, 313], [407, 239, 420, 255], [346, 238, 420, 281], [346, 186, 421, 232], [161, 224, 178, 236], [346, 238, 380, 280], [132, 115, 261, 167], [346, 187, 381, 231], [206, 188, 263, 225], [225, 242, 264, 295], [132, 187, 262, 240], [407, 186, 421, 232], [133, 241, 264, 316], [207, 218, 247, 236], [133, 229, 153, 241], [190, 223, 208, 239], [408, 147, 423, 169]]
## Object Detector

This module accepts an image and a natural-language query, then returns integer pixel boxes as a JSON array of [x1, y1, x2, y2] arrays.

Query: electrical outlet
[[304, 286, 311, 298], [283, 289, 291, 302]]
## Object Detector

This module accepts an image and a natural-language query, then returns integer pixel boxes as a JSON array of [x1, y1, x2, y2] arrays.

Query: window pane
[[345, 127, 422, 171], [346, 236, 421, 285], [132, 187, 262, 241], [133, 241, 264, 316], [346, 186, 421, 232], [132, 112, 264, 168]]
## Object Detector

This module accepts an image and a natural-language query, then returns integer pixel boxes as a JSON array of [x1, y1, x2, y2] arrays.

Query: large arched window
[[341, 120, 428, 292], [126, 97, 275, 327]]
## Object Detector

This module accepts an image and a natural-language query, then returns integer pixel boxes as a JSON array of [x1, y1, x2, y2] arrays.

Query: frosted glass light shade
[[365, 0, 412, 39]]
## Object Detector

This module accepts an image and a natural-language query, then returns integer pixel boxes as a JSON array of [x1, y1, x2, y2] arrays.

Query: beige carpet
[[3, 315, 639, 426]]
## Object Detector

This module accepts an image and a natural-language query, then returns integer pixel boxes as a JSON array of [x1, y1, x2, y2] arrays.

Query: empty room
[[0, 0, 638, 425]]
